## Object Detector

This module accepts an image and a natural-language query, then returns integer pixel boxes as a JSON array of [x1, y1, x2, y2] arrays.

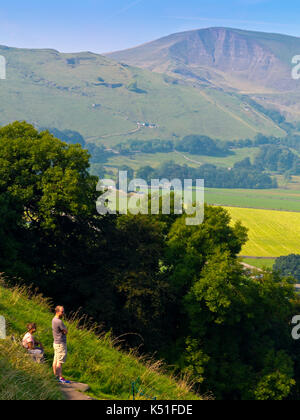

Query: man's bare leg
[[53, 362, 57, 377], [56, 363, 62, 379]]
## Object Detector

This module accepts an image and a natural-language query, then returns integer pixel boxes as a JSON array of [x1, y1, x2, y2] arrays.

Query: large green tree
[[162, 207, 297, 400], [0, 122, 171, 351], [0, 121, 97, 227]]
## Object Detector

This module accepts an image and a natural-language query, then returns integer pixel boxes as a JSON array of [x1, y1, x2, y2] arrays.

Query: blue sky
[[1, 0, 300, 53]]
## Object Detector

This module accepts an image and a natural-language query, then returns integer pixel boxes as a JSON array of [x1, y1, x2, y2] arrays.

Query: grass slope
[[227, 207, 300, 257], [0, 45, 284, 144], [0, 340, 62, 401], [0, 280, 200, 401]]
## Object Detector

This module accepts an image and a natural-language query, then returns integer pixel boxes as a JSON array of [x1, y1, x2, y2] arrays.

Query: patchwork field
[[227, 207, 300, 257], [104, 148, 260, 171]]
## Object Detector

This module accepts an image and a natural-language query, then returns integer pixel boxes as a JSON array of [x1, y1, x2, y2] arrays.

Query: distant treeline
[[229, 134, 300, 175], [225, 133, 300, 150], [274, 254, 300, 282], [42, 128, 300, 180], [254, 146, 300, 175], [136, 161, 277, 189], [115, 135, 232, 157], [115, 134, 300, 176]]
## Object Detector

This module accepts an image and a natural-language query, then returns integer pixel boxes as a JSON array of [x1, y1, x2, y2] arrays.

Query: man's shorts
[[53, 343, 67, 365]]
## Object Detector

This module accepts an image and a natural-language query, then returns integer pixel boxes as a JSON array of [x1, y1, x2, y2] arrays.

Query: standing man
[[52, 306, 70, 384]]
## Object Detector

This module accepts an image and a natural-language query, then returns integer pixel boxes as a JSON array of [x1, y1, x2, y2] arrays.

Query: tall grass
[[0, 340, 62, 400], [0, 279, 201, 400]]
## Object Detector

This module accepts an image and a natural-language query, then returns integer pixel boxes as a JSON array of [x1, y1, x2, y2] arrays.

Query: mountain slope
[[106, 27, 300, 92], [106, 27, 300, 120], [0, 44, 285, 144], [0, 279, 200, 400]]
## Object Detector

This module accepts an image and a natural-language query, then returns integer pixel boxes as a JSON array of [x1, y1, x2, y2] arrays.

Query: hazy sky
[[1, 0, 300, 53]]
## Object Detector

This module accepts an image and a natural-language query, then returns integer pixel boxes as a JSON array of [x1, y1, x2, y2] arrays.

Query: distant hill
[[0, 42, 286, 145], [106, 27, 300, 121]]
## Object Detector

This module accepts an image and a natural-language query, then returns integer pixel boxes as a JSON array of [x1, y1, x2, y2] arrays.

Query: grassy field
[[105, 148, 260, 171], [205, 188, 300, 212], [0, 280, 200, 401], [242, 258, 276, 270], [227, 207, 300, 257]]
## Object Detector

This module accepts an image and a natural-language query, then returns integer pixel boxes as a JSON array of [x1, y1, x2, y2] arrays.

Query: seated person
[[22, 323, 44, 359]]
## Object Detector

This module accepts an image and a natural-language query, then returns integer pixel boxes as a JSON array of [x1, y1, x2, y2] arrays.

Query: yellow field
[[227, 207, 300, 257]]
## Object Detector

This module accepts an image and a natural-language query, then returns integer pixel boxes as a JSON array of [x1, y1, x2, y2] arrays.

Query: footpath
[[60, 382, 93, 400]]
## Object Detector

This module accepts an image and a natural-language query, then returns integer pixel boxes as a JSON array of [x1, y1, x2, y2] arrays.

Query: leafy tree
[[110, 214, 172, 349], [183, 254, 295, 399], [164, 206, 248, 322], [254, 350, 295, 400], [116, 139, 173, 155], [137, 161, 277, 189], [86, 143, 112, 164], [176, 135, 230, 157], [136, 166, 156, 181], [0, 122, 97, 227], [40, 127, 86, 147], [0, 192, 27, 277], [233, 157, 253, 170], [0, 121, 99, 280]]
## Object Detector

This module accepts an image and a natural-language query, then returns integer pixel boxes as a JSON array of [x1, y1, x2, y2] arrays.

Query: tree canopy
[[274, 255, 300, 282]]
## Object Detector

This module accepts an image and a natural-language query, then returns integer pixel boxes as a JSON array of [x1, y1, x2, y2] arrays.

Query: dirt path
[[87, 126, 141, 141], [174, 150, 203, 165], [60, 382, 93, 401]]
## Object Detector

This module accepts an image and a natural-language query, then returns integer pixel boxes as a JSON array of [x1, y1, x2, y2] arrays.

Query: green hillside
[[0, 279, 200, 400], [0, 44, 285, 146]]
